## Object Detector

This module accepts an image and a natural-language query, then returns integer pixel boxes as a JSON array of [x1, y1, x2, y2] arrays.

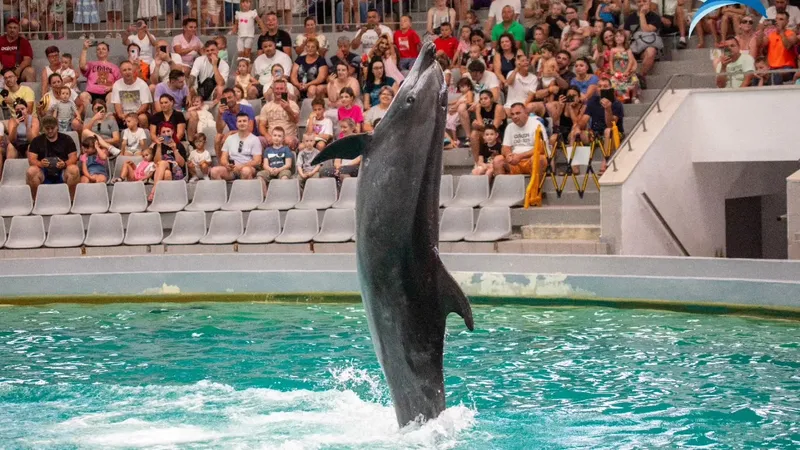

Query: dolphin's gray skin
[[312, 41, 474, 427]]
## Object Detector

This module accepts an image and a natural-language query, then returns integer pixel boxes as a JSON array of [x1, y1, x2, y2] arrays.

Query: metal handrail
[[609, 69, 800, 173], [640, 191, 690, 256]]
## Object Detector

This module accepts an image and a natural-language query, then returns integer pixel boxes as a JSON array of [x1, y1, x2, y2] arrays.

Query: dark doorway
[[726, 196, 762, 259]]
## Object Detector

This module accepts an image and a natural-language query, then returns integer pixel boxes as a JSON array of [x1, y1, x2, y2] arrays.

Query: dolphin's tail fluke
[[311, 133, 373, 167], [436, 258, 474, 330]]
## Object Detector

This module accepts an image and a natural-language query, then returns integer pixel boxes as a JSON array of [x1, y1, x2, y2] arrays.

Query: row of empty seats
[[0, 206, 513, 248]]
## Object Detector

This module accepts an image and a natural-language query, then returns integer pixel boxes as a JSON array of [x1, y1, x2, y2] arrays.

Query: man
[[484, 0, 522, 36], [149, 39, 183, 87], [257, 11, 293, 55], [154, 70, 189, 112], [761, 0, 800, 29], [493, 103, 548, 176], [329, 36, 361, 81], [26, 116, 80, 199], [658, 0, 689, 49], [581, 78, 625, 154], [252, 39, 293, 99], [716, 36, 755, 88], [465, 60, 501, 100], [110, 61, 153, 128], [189, 40, 230, 102], [351, 9, 393, 54], [172, 18, 204, 70], [38, 73, 83, 132], [215, 88, 263, 153], [434, 23, 460, 62], [491, 5, 526, 44], [257, 78, 300, 149], [210, 112, 263, 181], [1, 69, 35, 112], [624, 0, 663, 80], [505, 52, 544, 117], [760, 11, 798, 85], [0, 18, 34, 83]]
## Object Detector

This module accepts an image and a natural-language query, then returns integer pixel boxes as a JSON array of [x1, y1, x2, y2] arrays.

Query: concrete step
[[511, 205, 600, 226], [651, 59, 713, 76], [667, 48, 714, 62], [542, 191, 599, 206], [622, 116, 639, 134], [623, 102, 651, 117], [495, 239, 610, 255], [640, 89, 662, 103], [444, 147, 474, 167], [521, 224, 601, 240], [645, 73, 716, 90]]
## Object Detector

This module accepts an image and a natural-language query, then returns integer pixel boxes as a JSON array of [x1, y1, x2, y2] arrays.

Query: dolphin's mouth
[[405, 41, 443, 90]]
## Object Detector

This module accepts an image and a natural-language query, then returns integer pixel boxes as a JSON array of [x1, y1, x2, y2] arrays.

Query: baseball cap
[[6, 18, 19, 26]]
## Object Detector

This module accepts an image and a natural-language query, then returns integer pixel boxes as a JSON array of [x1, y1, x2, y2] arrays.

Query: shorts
[[224, 1, 239, 23], [339, 165, 359, 177], [41, 168, 66, 184], [237, 36, 255, 53], [263, 0, 291, 11], [206, 0, 222, 15], [661, 15, 680, 35], [105, 0, 123, 12], [58, 119, 72, 133], [508, 158, 532, 175], [165, 0, 185, 16], [257, 169, 293, 181]]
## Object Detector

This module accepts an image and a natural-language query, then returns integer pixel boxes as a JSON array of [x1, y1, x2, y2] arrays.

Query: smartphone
[[15, 110, 22, 119], [129, 48, 139, 60], [566, 95, 575, 103], [281, 92, 288, 101], [220, 98, 228, 107], [600, 89, 615, 102], [88, 40, 98, 47], [723, 47, 732, 57], [163, 135, 172, 143], [98, 106, 106, 114]]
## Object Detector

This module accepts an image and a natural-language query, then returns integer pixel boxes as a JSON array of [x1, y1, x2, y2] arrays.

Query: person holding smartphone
[[25, 116, 79, 200], [257, 78, 300, 150], [715, 35, 755, 89], [123, 19, 158, 65], [582, 77, 624, 164]]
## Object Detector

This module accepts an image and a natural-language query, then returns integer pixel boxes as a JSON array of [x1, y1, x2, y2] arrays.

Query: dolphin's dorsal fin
[[437, 258, 474, 331], [310, 133, 372, 166]]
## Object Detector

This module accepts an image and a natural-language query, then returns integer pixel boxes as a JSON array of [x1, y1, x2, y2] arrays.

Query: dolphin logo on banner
[[689, 0, 768, 37]]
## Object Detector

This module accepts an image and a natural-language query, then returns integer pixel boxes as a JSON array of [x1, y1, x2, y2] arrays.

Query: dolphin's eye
[[406, 96, 415, 105]]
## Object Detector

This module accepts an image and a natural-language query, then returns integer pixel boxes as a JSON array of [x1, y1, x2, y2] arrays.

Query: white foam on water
[[34, 374, 477, 449]]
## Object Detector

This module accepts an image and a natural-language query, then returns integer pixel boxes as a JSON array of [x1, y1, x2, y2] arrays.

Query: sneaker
[[677, 37, 687, 50], [79, 34, 87, 39], [105, 33, 112, 39], [88, 33, 96, 39]]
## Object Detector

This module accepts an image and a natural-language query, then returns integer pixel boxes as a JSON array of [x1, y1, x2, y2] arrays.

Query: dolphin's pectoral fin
[[310, 133, 372, 166], [437, 260, 474, 331]]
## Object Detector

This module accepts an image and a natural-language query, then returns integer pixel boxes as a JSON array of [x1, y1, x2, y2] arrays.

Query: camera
[[566, 95, 576, 103], [159, 45, 168, 53], [0, 89, 8, 98], [88, 40, 98, 47]]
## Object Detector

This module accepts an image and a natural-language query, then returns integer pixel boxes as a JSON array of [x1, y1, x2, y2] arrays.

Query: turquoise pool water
[[0, 302, 798, 449]]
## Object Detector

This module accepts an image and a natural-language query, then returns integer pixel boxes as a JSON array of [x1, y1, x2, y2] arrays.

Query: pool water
[[1, 302, 798, 449]]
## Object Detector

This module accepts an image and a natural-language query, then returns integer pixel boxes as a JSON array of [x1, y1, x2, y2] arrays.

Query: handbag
[[630, 30, 664, 55]]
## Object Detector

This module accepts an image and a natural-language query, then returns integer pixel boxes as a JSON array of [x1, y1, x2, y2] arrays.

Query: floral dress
[[73, 0, 100, 24], [610, 49, 640, 103]]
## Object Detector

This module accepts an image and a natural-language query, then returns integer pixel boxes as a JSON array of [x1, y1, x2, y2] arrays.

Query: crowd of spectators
[[0, 0, 797, 201]]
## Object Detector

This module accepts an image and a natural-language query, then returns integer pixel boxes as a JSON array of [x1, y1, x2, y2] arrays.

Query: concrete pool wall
[[1, 254, 799, 317]]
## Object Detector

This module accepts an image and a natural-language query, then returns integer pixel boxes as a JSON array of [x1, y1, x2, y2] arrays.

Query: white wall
[[601, 88, 799, 257]]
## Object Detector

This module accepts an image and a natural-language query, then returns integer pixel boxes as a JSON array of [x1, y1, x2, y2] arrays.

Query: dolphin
[[312, 41, 474, 427]]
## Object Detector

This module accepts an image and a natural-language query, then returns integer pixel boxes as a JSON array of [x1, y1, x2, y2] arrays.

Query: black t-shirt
[[545, 15, 567, 39], [479, 141, 502, 161], [30, 132, 77, 162], [258, 30, 293, 56], [295, 55, 327, 84], [150, 140, 187, 162], [150, 110, 187, 136], [479, 102, 507, 137], [556, 70, 577, 97], [624, 11, 663, 34]]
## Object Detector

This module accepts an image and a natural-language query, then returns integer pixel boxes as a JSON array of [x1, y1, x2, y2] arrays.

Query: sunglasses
[[741, 19, 753, 24]]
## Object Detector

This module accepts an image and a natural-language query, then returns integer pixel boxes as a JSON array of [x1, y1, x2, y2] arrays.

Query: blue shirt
[[221, 103, 259, 136], [264, 145, 293, 169], [570, 75, 599, 95]]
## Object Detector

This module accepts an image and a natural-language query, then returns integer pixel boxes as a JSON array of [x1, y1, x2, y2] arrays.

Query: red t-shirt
[[434, 36, 459, 61], [394, 29, 421, 59], [0, 35, 33, 70]]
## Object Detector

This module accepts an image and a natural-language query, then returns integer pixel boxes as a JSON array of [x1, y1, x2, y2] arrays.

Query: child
[[232, 0, 265, 60], [337, 87, 363, 133], [215, 35, 229, 63], [325, 118, 361, 181], [116, 147, 156, 183], [187, 95, 215, 143], [235, 60, 258, 97], [296, 133, 321, 187], [472, 125, 501, 177], [465, 9, 481, 32], [120, 112, 147, 155], [306, 97, 333, 150], [79, 136, 110, 184], [257, 127, 294, 183], [463, 44, 487, 72], [58, 54, 77, 92], [443, 129, 457, 150], [187, 133, 211, 180], [539, 57, 559, 92], [394, 15, 422, 71], [535, 43, 556, 76], [446, 77, 474, 138], [54, 86, 78, 133], [609, 30, 640, 103]]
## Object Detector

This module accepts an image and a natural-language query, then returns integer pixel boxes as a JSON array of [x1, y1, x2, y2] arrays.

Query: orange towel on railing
[[524, 128, 544, 208], [611, 121, 620, 152]]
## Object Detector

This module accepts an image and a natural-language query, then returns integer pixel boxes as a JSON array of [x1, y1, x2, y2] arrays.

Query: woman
[[151, 125, 187, 201], [592, 28, 616, 78], [369, 35, 404, 83], [40, 46, 62, 96], [362, 58, 398, 110], [82, 99, 122, 148], [363, 86, 394, 132], [294, 16, 329, 57], [79, 40, 121, 108], [327, 62, 361, 106], [735, 15, 758, 56], [468, 90, 506, 164], [569, 57, 599, 102], [7, 100, 38, 160], [290, 38, 329, 99], [426, 0, 456, 36], [149, 94, 187, 143], [493, 33, 517, 86]]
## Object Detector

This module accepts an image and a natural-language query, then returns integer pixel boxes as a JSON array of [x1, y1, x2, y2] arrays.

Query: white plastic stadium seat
[[147, 180, 188, 212], [222, 179, 263, 211], [275, 209, 319, 243], [439, 174, 453, 207], [259, 178, 301, 210], [237, 210, 281, 244], [1, 159, 30, 186], [5, 215, 46, 249], [294, 178, 337, 210], [109, 182, 148, 213], [0, 185, 33, 216], [124, 212, 164, 245], [332, 177, 357, 209], [200, 210, 243, 244], [443, 175, 489, 208], [313, 209, 355, 243], [480, 175, 525, 207], [32, 184, 71, 215], [111, 155, 143, 180], [185, 180, 227, 212], [71, 183, 109, 214], [439, 207, 474, 242], [44, 214, 85, 248], [464, 207, 511, 242], [84, 213, 125, 246], [163, 211, 207, 245]]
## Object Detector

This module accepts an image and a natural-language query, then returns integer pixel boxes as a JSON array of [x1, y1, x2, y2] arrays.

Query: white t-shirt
[[505, 71, 538, 108], [502, 117, 548, 154], [253, 51, 293, 86], [222, 132, 262, 165], [150, 53, 184, 83], [715, 53, 755, 88], [488, 0, 521, 22], [189, 149, 212, 165], [466, 70, 501, 95], [353, 25, 394, 53], [190, 56, 231, 87], [236, 9, 259, 38], [310, 116, 333, 137], [122, 127, 148, 153], [128, 33, 155, 64], [110, 78, 153, 114]]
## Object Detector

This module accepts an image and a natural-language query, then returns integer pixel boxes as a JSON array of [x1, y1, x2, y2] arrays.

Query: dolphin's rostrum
[[312, 41, 474, 427]]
